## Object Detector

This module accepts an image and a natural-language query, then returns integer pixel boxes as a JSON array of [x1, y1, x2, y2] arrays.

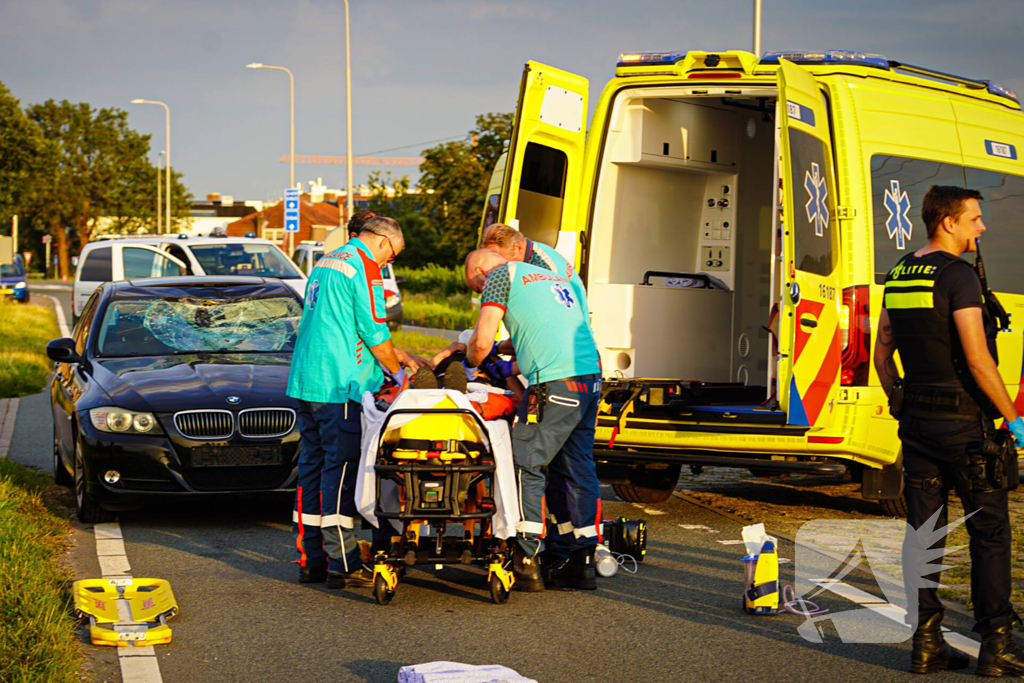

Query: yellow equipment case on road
[[483, 50, 1024, 515]]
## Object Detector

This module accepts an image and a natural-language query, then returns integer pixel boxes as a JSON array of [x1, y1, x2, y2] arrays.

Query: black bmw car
[[49, 276, 303, 522]]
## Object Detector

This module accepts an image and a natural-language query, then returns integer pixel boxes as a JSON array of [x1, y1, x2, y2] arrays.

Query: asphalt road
[[11, 288, 987, 683]]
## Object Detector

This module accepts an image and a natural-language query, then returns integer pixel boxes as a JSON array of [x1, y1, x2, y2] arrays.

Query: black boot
[[512, 544, 544, 592], [544, 547, 597, 591], [442, 362, 467, 394], [298, 564, 327, 583], [910, 612, 970, 674], [326, 566, 374, 589], [412, 366, 439, 389], [978, 625, 1024, 677]]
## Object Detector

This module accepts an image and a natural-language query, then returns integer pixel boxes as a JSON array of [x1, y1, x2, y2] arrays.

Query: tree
[[418, 112, 514, 265], [0, 82, 49, 229]]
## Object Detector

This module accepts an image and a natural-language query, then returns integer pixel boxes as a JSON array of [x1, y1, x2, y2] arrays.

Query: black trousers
[[899, 416, 1014, 633]]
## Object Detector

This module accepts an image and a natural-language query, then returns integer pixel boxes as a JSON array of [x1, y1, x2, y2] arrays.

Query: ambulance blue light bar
[[617, 51, 687, 67], [984, 81, 1020, 105], [760, 50, 889, 70]]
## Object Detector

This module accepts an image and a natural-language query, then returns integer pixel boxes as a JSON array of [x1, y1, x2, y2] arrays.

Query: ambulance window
[[515, 142, 566, 248], [788, 129, 838, 277], [482, 194, 500, 230], [964, 167, 1024, 295], [870, 155, 966, 284]]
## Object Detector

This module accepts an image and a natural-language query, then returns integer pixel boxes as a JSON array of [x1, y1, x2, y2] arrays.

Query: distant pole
[[157, 150, 165, 233], [753, 0, 762, 57], [344, 0, 354, 223], [246, 62, 296, 253], [131, 100, 171, 233], [11, 215, 17, 256]]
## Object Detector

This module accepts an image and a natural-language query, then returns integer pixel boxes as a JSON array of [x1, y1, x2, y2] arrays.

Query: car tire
[[878, 494, 908, 519], [53, 425, 73, 487], [611, 463, 681, 504], [18, 294, 29, 304], [74, 440, 116, 523]]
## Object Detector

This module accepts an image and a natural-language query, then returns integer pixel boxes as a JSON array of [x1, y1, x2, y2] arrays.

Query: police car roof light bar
[[617, 51, 687, 67], [759, 50, 890, 70]]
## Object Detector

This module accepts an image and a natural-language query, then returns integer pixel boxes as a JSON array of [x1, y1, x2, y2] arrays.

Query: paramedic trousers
[[294, 400, 391, 574], [512, 375, 602, 558], [899, 416, 1014, 634]]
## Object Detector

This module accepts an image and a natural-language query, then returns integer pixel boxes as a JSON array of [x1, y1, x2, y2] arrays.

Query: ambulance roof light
[[984, 81, 1020, 105], [617, 51, 687, 67], [760, 50, 890, 70]]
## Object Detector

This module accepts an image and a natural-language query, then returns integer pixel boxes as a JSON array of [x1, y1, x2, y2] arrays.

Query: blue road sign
[[284, 188, 300, 233]]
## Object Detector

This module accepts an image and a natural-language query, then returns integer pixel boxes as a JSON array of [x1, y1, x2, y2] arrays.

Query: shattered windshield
[[96, 296, 302, 356], [189, 243, 303, 279]]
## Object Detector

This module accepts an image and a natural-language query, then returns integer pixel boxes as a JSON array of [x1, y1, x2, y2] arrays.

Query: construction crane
[[279, 155, 424, 166]]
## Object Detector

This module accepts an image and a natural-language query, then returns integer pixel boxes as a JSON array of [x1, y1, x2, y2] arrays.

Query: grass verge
[[0, 459, 80, 682], [394, 264, 465, 297], [0, 301, 60, 399], [391, 330, 452, 357]]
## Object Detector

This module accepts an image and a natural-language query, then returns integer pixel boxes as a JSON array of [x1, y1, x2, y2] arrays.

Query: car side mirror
[[47, 338, 82, 364], [395, 276, 406, 285]]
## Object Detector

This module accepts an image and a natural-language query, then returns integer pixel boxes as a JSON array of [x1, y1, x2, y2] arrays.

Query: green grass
[[402, 294, 477, 330], [0, 301, 60, 399], [390, 330, 453, 357], [0, 460, 80, 683], [394, 264, 466, 297]]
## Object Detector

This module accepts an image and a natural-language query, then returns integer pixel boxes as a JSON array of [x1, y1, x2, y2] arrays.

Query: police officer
[[874, 185, 1024, 675], [287, 216, 429, 589], [464, 248, 603, 591]]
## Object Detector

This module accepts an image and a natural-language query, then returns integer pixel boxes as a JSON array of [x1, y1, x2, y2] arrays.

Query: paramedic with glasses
[[465, 248, 603, 591], [875, 185, 1024, 676], [287, 216, 429, 589]]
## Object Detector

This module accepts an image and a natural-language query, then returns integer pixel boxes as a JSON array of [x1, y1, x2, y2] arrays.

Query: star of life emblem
[[308, 279, 320, 309], [884, 180, 913, 250], [552, 283, 574, 309], [804, 162, 830, 237]]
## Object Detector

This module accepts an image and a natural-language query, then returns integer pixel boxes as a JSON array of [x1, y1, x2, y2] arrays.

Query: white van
[[73, 236, 306, 323]]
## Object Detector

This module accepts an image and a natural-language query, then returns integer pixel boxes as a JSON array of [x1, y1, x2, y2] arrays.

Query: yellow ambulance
[[485, 50, 1024, 515]]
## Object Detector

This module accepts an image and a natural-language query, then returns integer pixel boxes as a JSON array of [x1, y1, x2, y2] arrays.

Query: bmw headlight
[[13, 282, 26, 289], [385, 294, 401, 308], [89, 407, 162, 435]]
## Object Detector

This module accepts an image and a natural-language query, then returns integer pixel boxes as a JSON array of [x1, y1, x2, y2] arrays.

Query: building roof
[[226, 196, 341, 235]]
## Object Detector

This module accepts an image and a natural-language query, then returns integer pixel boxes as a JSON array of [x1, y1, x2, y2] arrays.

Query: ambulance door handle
[[789, 282, 801, 304], [799, 317, 818, 329]]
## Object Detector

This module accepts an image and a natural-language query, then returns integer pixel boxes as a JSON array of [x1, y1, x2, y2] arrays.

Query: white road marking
[[92, 522, 164, 682], [30, 283, 73, 291], [717, 540, 746, 545], [41, 294, 71, 337], [678, 524, 718, 533], [630, 503, 666, 515], [0, 398, 20, 459]]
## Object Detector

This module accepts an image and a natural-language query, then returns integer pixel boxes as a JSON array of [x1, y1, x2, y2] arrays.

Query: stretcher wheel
[[489, 574, 510, 605], [374, 575, 395, 606]]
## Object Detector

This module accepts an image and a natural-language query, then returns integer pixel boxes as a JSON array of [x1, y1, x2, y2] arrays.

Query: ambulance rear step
[[594, 449, 847, 479]]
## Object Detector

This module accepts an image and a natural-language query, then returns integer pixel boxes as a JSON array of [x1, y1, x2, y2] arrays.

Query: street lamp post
[[753, 0, 763, 58], [156, 150, 164, 233], [344, 0, 354, 223], [131, 100, 171, 234], [247, 62, 296, 254]]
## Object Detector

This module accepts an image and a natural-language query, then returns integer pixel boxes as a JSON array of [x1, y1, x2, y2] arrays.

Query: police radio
[[974, 238, 1011, 332]]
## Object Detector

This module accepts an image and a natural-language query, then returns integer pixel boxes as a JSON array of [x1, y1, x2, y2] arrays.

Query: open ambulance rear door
[[498, 61, 588, 265], [776, 60, 843, 430]]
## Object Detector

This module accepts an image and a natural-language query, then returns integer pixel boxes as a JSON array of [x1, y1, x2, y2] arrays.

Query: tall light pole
[[131, 100, 171, 234], [247, 62, 296, 252], [753, 0, 763, 57], [156, 150, 164, 233], [344, 0, 354, 222]]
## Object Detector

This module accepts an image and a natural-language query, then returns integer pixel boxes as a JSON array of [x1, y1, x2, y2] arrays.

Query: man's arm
[[367, 339, 402, 373], [468, 306, 505, 367], [953, 307, 1019, 422], [873, 307, 901, 397]]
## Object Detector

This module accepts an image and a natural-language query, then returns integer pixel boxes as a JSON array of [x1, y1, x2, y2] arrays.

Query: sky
[[1, 0, 1022, 202]]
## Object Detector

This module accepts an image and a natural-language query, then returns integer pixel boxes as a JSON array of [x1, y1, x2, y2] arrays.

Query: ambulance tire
[[878, 495, 908, 519], [612, 464, 681, 504]]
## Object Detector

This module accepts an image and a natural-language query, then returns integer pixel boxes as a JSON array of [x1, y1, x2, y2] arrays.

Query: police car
[[484, 49, 1024, 515]]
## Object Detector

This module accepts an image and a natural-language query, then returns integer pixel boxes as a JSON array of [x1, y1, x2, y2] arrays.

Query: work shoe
[[544, 547, 598, 591], [412, 366, 438, 389], [326, 566, 375, 589], [512, 544, 544, 592], [978, 625, 1024, 677], [909, 611, 970, 674], [298, 564, 327, 584], [442, 362, 467, 394]]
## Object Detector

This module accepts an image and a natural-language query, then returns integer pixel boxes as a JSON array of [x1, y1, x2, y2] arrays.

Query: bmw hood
[[92, 353, 295, 413]]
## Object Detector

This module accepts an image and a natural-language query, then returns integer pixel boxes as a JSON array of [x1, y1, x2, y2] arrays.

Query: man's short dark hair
[[922, 185, 984, 238], [347, 209, 380, 235]]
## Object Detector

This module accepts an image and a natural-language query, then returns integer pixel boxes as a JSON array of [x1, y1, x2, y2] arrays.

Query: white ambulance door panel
[[776, 60, 843, 429]]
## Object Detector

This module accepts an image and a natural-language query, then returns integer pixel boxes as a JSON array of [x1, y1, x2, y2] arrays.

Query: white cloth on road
[[356, 389, 521, 539], [398, 661, 537, 683]]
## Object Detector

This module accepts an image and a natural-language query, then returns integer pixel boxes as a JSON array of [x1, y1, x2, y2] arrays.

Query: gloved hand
[[1007, 416, 1024, 448], [386, 367, 408, 390], [480, 357, 514, 382]]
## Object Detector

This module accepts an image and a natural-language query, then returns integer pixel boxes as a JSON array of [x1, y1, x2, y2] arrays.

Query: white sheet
[[357, 389, 521, 539], [398, 661, 537, 683]]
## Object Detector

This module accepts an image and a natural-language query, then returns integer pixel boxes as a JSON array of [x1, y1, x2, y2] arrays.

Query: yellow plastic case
[[73, 577, 178, 647]]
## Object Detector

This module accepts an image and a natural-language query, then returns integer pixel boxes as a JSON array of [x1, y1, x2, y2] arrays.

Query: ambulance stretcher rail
[[640, 271, 712, 288]]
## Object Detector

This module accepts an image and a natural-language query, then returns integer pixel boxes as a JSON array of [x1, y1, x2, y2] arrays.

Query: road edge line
[[41, 294, 71, 337]]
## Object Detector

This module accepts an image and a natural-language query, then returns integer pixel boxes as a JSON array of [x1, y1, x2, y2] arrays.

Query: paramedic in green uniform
[[287, 216, 429, 589], [465, 248, 603, 592]]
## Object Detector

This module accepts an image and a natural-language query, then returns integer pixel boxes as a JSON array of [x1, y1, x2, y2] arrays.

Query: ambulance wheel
[[878, 494, 908, 519], [489, 574, 510, 604], [374, 575, 395, 606]]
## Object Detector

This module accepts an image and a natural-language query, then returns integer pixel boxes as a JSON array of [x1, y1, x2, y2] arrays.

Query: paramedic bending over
[[465, 248, 603, 592], [286, 216, 429, 590]]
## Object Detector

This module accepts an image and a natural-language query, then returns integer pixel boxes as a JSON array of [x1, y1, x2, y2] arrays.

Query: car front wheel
[[74, 441, 116, 523]]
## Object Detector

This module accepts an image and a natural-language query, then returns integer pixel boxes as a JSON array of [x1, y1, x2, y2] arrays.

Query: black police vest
[[883, 251, 998, 395]]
